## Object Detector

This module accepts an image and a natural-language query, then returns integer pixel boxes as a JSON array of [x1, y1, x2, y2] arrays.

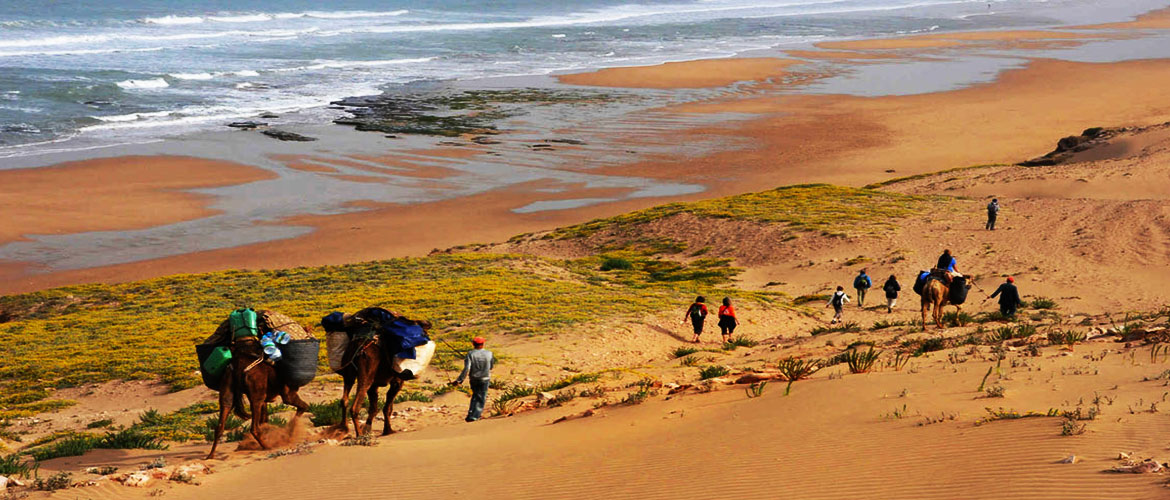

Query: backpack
[[854, 275, 871, 289], [689, 304, 705, 323], [831, 292, 844, 307]]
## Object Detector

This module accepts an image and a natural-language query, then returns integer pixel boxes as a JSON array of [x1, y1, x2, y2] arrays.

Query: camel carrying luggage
[[948, 276, 970, 305], [197, 310, 319, 390]]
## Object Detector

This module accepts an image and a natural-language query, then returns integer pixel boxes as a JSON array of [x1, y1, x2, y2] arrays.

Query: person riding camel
[[934, 249, 962, 284]]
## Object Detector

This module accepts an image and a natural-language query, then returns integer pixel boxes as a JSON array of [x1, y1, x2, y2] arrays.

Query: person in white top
[[826, 286, 851, 324]]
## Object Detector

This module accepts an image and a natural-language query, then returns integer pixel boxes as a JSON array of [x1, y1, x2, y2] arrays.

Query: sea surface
[[1, 0, 1165, 157]]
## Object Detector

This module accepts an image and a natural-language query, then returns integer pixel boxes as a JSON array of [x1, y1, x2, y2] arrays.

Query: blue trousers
[[467, 378, 489, 421]]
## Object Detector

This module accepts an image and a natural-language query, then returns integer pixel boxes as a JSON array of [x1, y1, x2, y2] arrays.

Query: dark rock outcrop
[[261, 129, 317, 141]]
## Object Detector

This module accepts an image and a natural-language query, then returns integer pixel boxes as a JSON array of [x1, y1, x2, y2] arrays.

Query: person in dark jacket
[[682, 296, 708, 343], [986, 277, 1022, 318], [882, 275, 901, 313], [986, 199, 1000, 230], [853, 269, 872, 308]]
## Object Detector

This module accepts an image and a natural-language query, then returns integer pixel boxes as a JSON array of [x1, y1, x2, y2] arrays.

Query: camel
[[206, 336, 311, 459], [920, 275, 974, 330], [332, 308, 431, 437]]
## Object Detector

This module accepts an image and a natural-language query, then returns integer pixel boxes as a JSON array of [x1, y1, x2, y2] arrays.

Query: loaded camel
[[205, 310, 315, 459], [325, 307, 433, 437], [920, 275, 975, 330]]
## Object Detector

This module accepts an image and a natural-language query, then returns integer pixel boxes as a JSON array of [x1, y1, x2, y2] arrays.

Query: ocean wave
[[168, 69, 260, 80], [269, 57, 436, 73], [0, 46, 167, 57], [143, 15, 205, 25], [0, 27, 319, 49], [139, 10, 409, 25], [116, 78, 169, 90], [92, 110, 173, 122]]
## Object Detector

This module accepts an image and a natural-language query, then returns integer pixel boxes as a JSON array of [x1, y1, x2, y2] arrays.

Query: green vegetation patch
[[0, 254, 780, 410], [548, 184, 934, 240]]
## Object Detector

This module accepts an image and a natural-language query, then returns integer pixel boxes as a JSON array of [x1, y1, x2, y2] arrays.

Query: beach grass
[[0, 253, 783, 411]]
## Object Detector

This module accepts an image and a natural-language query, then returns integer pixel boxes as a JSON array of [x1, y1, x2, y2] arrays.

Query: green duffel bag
[[196, 344, 232, 390], [229, 308, 260, 339]]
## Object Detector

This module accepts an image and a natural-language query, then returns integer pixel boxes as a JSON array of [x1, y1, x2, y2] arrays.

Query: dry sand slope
[[61, 340, 1170, 500]]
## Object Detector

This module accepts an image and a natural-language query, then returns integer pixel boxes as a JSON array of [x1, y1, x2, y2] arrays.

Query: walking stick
[[436, 337, 468, 385]]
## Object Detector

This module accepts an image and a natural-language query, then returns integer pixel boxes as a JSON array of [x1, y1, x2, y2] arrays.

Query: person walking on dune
[[986, 277, 1022, 318], [882, 274, 901, 313], [682, 296, 708, 343], [718, 297, 740, 344], [853, 269, 872, 308], [827, 286, 850, 324], [986, 198, 1000, 230], [451, 336, 495, 423]]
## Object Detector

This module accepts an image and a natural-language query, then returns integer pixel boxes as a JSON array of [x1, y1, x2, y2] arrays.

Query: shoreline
[[3, 6, 1170, 294]]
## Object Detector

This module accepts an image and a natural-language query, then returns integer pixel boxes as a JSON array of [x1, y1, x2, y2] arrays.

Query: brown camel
[[920, 276, 974, 330], [206, 336, 311, 459], [332, 307, 430, 437]]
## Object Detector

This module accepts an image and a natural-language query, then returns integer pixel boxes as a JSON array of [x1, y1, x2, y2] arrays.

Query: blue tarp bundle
[[365, 308, 429, 359]]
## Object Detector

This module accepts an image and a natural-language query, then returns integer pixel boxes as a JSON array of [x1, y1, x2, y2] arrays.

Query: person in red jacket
[[718, 297, 740, 344], [681, 296, 708, 343]]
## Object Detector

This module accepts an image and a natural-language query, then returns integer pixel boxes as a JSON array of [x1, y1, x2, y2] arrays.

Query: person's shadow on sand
[[649, 324, 691, 342]]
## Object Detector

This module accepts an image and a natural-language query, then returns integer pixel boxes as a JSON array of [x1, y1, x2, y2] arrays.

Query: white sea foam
[[169, 72, 215, 80], [270, 57, 436, 73], [116, 78, 169, 89], [0, 27, 320, 50], [93, 110, 173, 122], [168, 69, 260, 80], [138, 10, 409, 26], [143, 15, 204, 25]]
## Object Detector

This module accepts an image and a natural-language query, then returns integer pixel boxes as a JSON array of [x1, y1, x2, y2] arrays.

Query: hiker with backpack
[[853, 269, 872, 308], [985, 277, 1023, 318], [882, 275, 901, 313], [451, 336, 495, 422], [682, 296, 708, 343], [826, 286, 850, 324], [717, 297, 739, 344], [986, 199, 1000, 230]]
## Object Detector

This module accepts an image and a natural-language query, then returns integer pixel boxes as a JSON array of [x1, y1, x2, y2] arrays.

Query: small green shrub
[[917, 337, 946, 354], [620, 387, 656, 405], [776, 357, 823, 395], [745, 382, 767, 398], [599, 256, 633, 271], [672, 347, 699, 358], [86, 419, 114, 429], [547, 389, 578, 408], [34, 471, 72, 491], [722, 336, 758, 350], [0, 453, 36, 478], [98, 428, 168, 450], [943, 311, 974, 328], [679, 355, 699, 367], [393, 391, 433, 404], [699, 365, 730, 380], [842, 347, 881, 374], [308, 399, 343, 427], [1030, 297, 1057, 310], [28, 433, 99, 461], [541, 373, 602, 392]]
